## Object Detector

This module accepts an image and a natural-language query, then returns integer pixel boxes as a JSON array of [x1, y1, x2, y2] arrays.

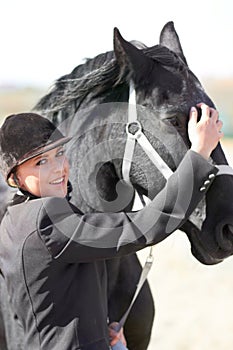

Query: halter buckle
[[126, 121, 142, 139]]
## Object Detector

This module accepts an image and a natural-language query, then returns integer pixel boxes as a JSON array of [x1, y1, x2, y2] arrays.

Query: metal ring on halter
[[126, 121, 142, 139]]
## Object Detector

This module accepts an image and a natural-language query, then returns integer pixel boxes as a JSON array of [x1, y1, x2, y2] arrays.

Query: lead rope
[[117, 247, 154, 331], [119, 81, 174, 328], [116, 81, 158, 333]]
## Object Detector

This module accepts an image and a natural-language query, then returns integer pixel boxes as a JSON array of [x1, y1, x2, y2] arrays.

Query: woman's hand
[[188, 103, 223, 159], [109, 322, 127, 347]]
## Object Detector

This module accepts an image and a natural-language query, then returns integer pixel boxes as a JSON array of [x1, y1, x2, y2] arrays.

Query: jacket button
[[208, 173, 215, 179], [204, 180, 211, 186], [200, 186, 206, 192]]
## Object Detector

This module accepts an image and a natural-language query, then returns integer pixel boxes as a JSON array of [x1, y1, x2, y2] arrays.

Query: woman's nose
[[51, 157, 64, 173]]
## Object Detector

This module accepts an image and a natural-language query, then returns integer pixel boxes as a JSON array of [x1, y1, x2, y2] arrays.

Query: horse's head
[[111, 23, 214, 194], [34, 21, 233, 265], [111, 22, 233, 265]]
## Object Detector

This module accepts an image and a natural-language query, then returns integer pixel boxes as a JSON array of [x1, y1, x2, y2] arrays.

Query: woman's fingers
[[209, 107, 219, 122], [188, 107, 198, 132], [216, 119, 224, 134], [197, 103, 210, 120], [188, 103, 224, 159], [196, 103, 219, 122]]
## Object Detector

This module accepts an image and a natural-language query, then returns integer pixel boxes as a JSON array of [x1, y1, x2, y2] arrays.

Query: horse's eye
[[169, 117, 180, 127]]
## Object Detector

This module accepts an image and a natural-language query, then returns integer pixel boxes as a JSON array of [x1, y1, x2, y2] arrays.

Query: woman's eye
[[36, 158, 47, 166], [56, 149, 65, 157]]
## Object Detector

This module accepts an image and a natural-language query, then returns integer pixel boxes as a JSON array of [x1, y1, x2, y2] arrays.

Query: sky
[[0, 0, 233, 87]]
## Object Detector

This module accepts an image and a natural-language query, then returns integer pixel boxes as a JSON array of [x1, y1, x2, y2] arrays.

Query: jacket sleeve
[[37, 150, 218, 262]]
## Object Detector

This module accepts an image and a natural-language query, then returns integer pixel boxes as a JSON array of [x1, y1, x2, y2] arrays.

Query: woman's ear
[[7, 172, 20, 188], [7, 173, 18, 188]]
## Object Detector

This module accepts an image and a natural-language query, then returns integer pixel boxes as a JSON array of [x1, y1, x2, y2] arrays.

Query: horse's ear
[[159, 21, 188, 65], [113, 27, 154, 83]]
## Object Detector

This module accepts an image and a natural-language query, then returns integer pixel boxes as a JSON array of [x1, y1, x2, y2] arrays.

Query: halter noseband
[[122, 81, 233, 185]]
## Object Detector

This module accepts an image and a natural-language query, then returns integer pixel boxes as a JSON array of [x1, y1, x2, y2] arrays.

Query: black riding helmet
[[0, 113, 71, 187]]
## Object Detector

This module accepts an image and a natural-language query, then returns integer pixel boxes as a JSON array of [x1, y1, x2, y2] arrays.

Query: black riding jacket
[[0, 151, 218, 350]]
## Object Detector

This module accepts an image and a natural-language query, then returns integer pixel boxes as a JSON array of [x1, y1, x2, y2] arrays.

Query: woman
[[0, 105, 222, 349]]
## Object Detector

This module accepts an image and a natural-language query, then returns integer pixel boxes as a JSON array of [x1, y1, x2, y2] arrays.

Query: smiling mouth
[[50, 176, 65, 185]]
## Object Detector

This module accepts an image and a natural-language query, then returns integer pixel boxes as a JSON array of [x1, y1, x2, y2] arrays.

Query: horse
[[1, 21, 233, 350]]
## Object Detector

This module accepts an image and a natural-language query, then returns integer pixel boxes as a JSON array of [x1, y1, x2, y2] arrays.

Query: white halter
[[122, 81, 233, 185]]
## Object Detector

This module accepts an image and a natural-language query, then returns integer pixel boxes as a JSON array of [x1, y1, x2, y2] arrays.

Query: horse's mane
[[34, 43, 185, 118], [34, 49, 119, 115]]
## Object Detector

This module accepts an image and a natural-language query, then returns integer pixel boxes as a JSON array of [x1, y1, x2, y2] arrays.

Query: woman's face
[[16, 146, 69, 198]]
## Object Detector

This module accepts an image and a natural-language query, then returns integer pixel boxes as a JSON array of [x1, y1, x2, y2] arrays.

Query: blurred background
[[1, 0, 233, 136], [1, 1, 233, 349]]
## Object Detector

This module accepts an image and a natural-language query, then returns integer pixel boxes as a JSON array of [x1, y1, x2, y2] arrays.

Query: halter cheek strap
[[122, 82, 173, 184]]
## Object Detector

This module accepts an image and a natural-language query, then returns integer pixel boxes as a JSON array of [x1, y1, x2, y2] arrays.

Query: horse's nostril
[[220, 224, 233, 251]]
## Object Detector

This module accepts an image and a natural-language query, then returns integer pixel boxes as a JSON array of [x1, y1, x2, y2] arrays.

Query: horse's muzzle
[[186, 217, 233, 265]]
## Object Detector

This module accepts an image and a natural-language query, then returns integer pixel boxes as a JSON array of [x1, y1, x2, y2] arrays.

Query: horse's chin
[[181, 220, 224, 265]]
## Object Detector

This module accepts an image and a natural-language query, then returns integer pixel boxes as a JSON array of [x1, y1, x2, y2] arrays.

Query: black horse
[[1, 21, 233, 350]]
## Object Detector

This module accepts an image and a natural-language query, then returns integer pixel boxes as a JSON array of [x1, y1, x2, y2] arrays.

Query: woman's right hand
[[109, 322, 127, 348], [188, 103, 223, 160]]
